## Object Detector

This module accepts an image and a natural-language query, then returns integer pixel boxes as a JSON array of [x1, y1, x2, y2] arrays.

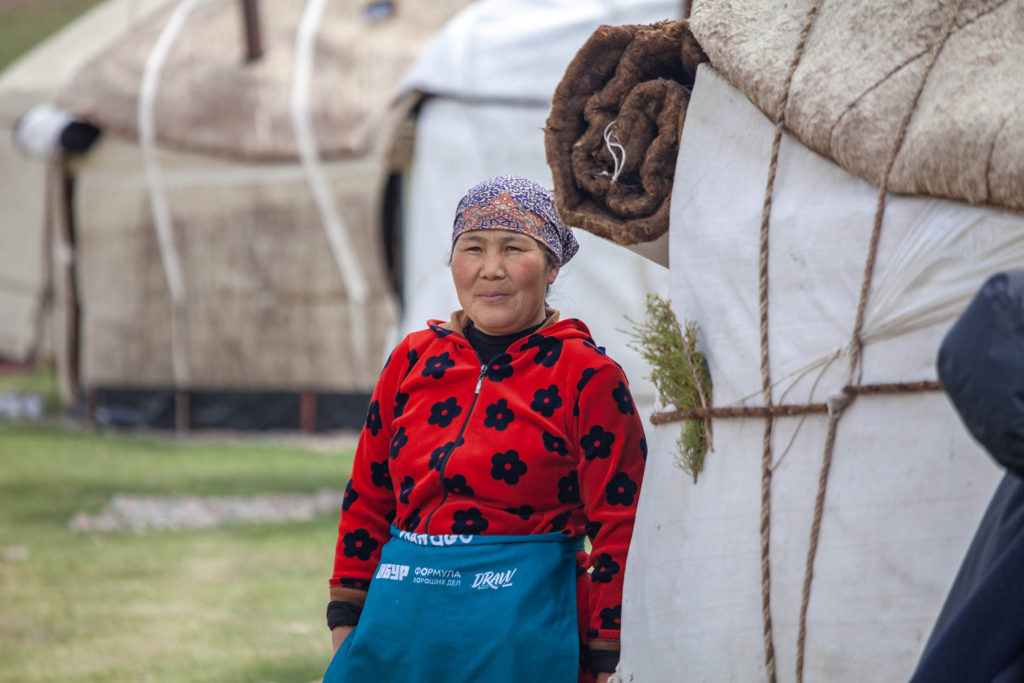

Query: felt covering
[[544, 20, 706, 245], [56, 0, 471, 160], [688, 0, 1024, 213]]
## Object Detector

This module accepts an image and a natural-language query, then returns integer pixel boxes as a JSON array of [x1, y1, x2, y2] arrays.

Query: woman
[[324, 175, 646, 683]]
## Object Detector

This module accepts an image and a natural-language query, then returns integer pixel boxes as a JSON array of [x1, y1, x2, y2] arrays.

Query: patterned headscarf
[[452, 175, 579, 266]]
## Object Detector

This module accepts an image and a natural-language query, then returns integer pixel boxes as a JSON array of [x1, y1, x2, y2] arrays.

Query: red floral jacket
[[330, 311, 646, 648]]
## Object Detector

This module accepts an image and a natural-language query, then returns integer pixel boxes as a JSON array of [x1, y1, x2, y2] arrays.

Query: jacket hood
[[430, 308, 595, 344]]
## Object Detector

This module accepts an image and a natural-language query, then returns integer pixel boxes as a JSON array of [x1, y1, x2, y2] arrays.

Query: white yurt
[[543, 0, 1024, 680]]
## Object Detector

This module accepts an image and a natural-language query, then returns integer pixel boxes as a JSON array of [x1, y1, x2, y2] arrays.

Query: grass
[[0, 423, 356, 682], [0, 0, 104, 73], [0, 365, 63, 413]]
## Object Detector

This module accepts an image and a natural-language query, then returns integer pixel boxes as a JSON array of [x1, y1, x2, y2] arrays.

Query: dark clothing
[[464, 319, 545, 363], [912, 271, 1024, 683]]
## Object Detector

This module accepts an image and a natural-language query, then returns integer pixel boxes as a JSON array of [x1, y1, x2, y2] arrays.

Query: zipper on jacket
[[423, 364, 486, 534]]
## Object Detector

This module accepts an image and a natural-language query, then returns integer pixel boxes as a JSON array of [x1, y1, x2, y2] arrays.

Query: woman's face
[[451, 229, 559, 336]]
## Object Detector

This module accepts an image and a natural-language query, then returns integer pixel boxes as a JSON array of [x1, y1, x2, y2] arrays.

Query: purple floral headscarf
[[452, 175, 579, 266]]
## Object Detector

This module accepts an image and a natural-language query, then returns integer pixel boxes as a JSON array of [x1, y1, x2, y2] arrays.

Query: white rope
[[599, 119, 627, 183], [139, 0, 203, 388], [291, 0, 371, 382]]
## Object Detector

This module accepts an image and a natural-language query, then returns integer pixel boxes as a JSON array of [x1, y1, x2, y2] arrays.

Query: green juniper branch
[[626, 294, 712, 482]]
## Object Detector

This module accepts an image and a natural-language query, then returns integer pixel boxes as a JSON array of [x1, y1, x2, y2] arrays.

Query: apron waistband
[[390, 524, 583, 549]]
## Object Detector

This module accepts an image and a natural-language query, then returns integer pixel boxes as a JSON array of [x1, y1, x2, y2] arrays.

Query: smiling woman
[[451, 231, 557, 336], [323, 175, 646, 683]]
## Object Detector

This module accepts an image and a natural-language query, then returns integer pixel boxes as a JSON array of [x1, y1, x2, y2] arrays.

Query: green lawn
[[0, 365, 63, 413], [0, 0, 103, 73], [0, 423, 355, 682]]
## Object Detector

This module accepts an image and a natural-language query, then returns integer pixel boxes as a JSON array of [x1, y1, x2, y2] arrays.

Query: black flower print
[[640, 436, 648, 461], [490, 450, 527, 485], [585, 520, 602, 542], [389, 426, 408, 460], [542, 431, 569, 457], [422, 352, 455, 379], [583, 339, 607, 356], [606, 472, 639, 506], [394, 391, 409, 418], [550, 509, 572, 532], [429, 323, 454, 338], [429, 442, 454, 472], [399, 476, 414, 504], [504, 505, 534, 520], [365, 400, 383, 436], [385, 508, 396, 525], [452, 507, 489, 534], [342, 479, 358, 511], [522, 334, 563, 367], [401, 508, 421, 532], [428, 396, 462, 428], [485, 353, 514, 382], [599, 605, 622, 630], [483, 398, 515, 431], [576, 368, 598, 392], [558, 470, 580, 504], [406, 349, 418, 375], [612, 381, 635, 415], [443, 474, 475, 497], [342, 528, 378, 561], [581, 425, 615, 461], [369, 460, 392, 489], [591, 553, 620, 584], [531, 384, 563, 417]]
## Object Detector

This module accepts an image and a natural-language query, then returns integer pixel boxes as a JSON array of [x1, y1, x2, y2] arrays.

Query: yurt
[[36, 0, 470, 429], [0, 0, 170, 365], [543, 0, 1024, 680]]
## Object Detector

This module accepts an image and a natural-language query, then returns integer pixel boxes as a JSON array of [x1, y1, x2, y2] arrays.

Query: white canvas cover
[[397, 0, 679, 415], [619, 65, 1022, 681]]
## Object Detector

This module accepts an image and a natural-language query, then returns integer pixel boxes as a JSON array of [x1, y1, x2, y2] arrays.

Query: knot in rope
[[826, 388, 855, 419]]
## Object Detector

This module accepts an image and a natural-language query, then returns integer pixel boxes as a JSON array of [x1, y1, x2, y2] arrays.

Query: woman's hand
[[331, 625, 354, 654], [595, 673, 611, 683]]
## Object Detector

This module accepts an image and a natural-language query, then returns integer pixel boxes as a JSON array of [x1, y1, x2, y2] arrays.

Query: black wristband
[[583, 647, 620, 674], [326, 600, 363, 629]]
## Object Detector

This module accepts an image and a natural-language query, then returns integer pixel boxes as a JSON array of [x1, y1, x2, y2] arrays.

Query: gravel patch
[[70, 490, 344, 533]]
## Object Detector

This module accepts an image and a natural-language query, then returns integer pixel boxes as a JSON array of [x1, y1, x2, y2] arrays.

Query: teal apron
[[324, 526, 580, 683]]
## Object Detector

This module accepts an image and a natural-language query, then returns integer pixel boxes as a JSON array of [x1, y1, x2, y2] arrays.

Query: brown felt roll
[[545, 20, 707, 245]]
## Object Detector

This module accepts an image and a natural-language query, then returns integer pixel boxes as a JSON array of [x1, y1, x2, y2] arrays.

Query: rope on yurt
[[794, 0, 967, 678], [755, 0, 823, 679], [291, 0, 372, 386], [648, 0, 967, 677], [649, 380, 943, 423], [139, 0, 203, 430]]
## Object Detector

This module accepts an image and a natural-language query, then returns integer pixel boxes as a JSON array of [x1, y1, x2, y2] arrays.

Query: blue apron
[[324, 526, 580, 683]]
